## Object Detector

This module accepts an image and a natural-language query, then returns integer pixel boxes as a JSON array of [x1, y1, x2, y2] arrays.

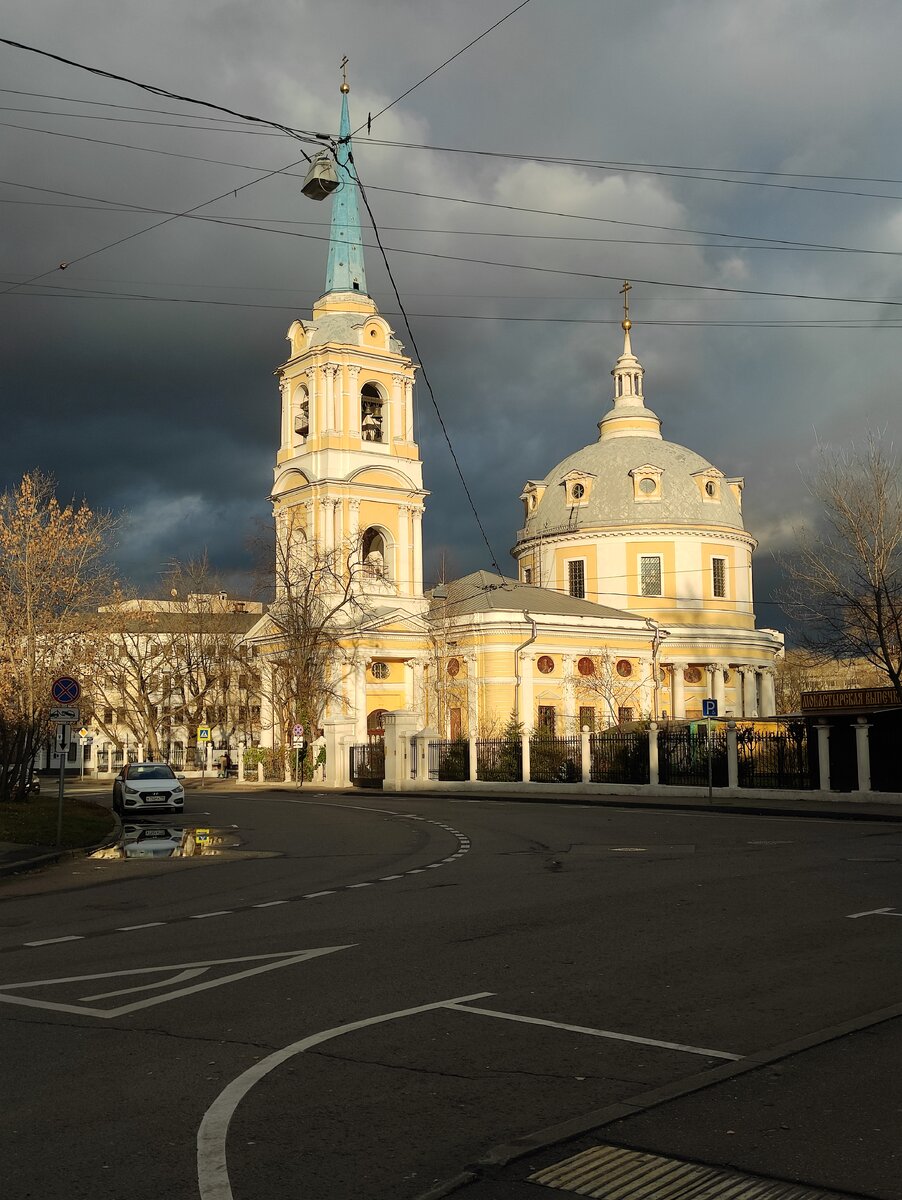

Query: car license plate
[[144, 792, 166, 802]]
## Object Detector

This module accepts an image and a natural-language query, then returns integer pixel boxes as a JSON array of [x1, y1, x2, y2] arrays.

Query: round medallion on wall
[[684, 666, 702, 684], [616, 659, 633, 678], [447, 658, 460, 677], [537, 655, 554, 674], [577, 656, 595, 676], [371, 662, 389, 680]]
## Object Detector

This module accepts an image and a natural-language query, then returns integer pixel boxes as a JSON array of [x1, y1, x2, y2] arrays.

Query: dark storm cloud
[[3, 0, 902, 633]]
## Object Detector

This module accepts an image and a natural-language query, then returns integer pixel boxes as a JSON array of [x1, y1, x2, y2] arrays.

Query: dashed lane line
[[3, 807, 471, 956]]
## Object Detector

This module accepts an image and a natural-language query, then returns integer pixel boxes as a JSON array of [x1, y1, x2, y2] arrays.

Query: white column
[[399, 504, 413, 594], [348, 498, 361, 546], [672, 663, 687, 719], [519, 653, 535, 731], [347, 365, 361, 437], [391, 373, 404, 443], [466, 654, 478, 734], [562, 654, 576, 733], [411, 658, 425, 722], [307, 368, 318, 437], [637, 656, 653, 720], [404, 379, 414, 442], [760, 669, 776, 717], [742, 667, 758, 718], [580, 728, 591, 783], [712, 664, 726, 714], [412, 507, 424, 595], [279, 377, 290, 448], [331, 498, 341, 553], [854, 718, 872, 793], [816, 721, 831, 790], [353, 660, 368, 742], [260, 660, 274, 749]]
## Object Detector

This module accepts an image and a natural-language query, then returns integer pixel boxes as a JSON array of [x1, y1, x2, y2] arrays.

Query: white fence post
[[816, 721, 831, 790], [521, 733, 531, 783], [648, 721, 659, 786], [854, 718, 872, 793], [727, 721, 739, 789], [469, 734, 478, 782], [580, 728, 591, 783]]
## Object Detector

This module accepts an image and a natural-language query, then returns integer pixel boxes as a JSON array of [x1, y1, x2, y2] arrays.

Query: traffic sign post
[[703, 698, 718, 801], [291, 724, 307, 786], [49, 677, 80, 848], [197, 725, 211, 787]]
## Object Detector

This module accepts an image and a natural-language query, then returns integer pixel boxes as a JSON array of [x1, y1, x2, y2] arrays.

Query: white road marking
[[116, 922, 166, 931], [196, 991, 494, 1200], [446, 1003, 741, 1061], [252, 901, 288, 908], [0, 946, 352, 1019], [190, 911, 233, 920], [379, 875, 402, 881], [81, 967, 206, 1001], [847, 906, 901, 919], [347, 883, 372, 889], [408, 868, 425, 874], [23, 935, 84, 947], [303, 890, 335, 898]]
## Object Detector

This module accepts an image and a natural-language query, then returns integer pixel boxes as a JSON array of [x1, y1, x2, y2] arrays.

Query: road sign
[[197, 725, 211, 741], [56, 724, 70, 751], [292, 734, 307, 749], [50, 705, 79, 724], [78, 726, 88, 738], [79, 735, 93, 746], [702, 698, 718, 718], [195, 827, 210, 844], [50, 676, 81, 704], [292, 723, 304, 737]]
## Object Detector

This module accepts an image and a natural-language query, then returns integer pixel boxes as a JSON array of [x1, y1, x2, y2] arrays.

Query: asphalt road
[[1, 785, 900, 1200]]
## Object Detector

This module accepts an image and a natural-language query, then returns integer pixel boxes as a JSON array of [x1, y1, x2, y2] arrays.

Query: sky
[[3, 1, 902, 635]]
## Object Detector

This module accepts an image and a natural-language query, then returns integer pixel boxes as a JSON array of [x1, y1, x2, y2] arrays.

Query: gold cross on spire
[[620, 279, 632, 328], [340, 55, 350, 93]]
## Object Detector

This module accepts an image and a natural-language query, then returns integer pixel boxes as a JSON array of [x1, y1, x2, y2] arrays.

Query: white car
[[112, 762, 185, 816]]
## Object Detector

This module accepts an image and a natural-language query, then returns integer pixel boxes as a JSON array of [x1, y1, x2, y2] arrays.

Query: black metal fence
[[529, 735, 581, 783], [350, 741, 385, 788], [590, 729, 650, 784], [476, 737, 523, 782], [737, 725, 812, 789], [428, 739, 470, 781], [658, 724, 728, 788]]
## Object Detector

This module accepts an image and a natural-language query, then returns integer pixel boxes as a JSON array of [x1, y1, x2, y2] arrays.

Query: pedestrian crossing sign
[[197, 725, 211, 741]]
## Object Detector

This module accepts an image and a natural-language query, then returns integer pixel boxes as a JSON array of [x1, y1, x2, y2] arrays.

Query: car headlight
[[124, 786, 141, 796]]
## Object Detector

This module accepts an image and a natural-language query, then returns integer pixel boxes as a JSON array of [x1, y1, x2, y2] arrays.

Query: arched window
[[361, 527, 389, 579], [293, 386, 309, 441], [367, 709, 388, 737], [361, 383, 384, 442]]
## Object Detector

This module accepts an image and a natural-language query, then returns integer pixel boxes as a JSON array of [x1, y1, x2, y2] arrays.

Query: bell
[[301, 152, 340, 201]]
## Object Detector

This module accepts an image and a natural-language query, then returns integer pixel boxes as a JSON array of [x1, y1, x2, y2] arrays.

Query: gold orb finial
[[340, 55, 350, 93], [340, 81, 350, 93], [622, 318, 632, 331]]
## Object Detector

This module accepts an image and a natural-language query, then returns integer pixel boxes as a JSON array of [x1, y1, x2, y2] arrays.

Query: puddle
[[91, 823, 242, 861]]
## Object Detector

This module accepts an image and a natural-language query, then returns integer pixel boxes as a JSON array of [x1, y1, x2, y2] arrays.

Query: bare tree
[[573, 653, 645, 728], [781, 435, 902, 698], [0, 471, 115, 799]]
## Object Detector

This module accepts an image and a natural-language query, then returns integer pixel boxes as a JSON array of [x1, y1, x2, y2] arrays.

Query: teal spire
[[324, 85, 368, 296]]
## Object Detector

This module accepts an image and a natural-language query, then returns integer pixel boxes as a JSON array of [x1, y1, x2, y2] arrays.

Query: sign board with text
[[50, 706, 79, 724]]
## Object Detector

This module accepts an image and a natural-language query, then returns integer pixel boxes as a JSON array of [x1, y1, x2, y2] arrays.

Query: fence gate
[[658, 725, 728, 788], [349, 740, 385, 789]]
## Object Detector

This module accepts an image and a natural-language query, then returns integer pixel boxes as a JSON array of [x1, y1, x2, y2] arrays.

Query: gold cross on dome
[[340, 55, 349, 85], [620, 279, 631, 323]]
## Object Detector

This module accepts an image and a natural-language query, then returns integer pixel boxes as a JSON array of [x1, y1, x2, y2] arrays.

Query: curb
[[0, 802, 121, 879]]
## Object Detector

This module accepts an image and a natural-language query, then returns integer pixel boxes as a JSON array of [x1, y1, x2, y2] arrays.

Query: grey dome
[[302, 313, 404, 354], [520, 436, 745, 537]]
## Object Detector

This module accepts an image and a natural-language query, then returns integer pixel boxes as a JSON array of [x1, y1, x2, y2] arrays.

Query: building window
[[618, 706, 634, 723], [367, 709, 388, 736], [640, 555, 662, 597], [712, 557, 726, 598], [638, 477, 657, 495], [579, 706, 595, 731], [294, 386, 309, 440], [361, 383, 384, 442], [570, 482, 585, 501], [538, 705, 556, 734], [616, 658, 633, 678], [371, 661, 389, 680], [567, 559, 586, 599], [523, 567, 532, 584], [577, 656, 595, 676], [361, 527, 388, 578], [705, 479, 718, 497], [103, 707, 113, 725], [537, 655, 555, 674]]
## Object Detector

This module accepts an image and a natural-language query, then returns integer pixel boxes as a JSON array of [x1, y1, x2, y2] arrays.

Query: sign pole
[[56, 726, 66, 847], [707, 716, 713, 802]]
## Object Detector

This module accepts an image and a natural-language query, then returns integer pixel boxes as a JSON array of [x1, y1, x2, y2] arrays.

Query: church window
[[537, 705, 556, 733], [640, 555, 662, 596], [705, 480, 718, 498], [638, 477, 657, 495], [537, 655, 555, 674], [712, 557, 726, 598], [579, 706, 596, 731], [570, 482, 585, 501], [361, 383, 384, 442], [616, 659, 633, 678], [523, 567, 532, 584], [371, 662, 389, 680], [567, 559, 586, 599], [577, 656, 595, 676], [634, 373, 641, 394], [294, 386, 309, 440], [618, 706, 634, 723], [361, 527, 388, 578], [617, 375, 623, 397], [367, 709, 387, 735]]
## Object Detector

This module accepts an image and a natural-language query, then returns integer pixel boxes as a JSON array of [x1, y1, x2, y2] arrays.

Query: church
[[245, 81, 783, 779]]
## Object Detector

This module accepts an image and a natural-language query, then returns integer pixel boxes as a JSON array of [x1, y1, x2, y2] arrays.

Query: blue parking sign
[[702, 698, 718, 718]]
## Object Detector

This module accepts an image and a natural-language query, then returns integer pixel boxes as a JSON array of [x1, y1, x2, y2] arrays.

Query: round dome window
[[537, 655, 555, 674], [616, 659, 632, 678], [571, 483, 585, 500], [577, 656, 595, 676], [639, 477, 657, 494], [705, 480, 717, 497]]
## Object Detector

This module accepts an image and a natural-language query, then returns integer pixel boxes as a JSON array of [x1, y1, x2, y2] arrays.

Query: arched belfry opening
[[361, 526, 389, 579], [293, 386, 309, 441], [361, 383, 384, 442]]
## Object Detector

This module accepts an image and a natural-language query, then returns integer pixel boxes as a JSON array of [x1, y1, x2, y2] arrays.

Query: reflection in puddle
[[91, 824, 242, 860]]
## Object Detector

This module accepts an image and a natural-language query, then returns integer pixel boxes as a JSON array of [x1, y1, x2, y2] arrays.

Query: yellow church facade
[[245, 84, 783, 783]]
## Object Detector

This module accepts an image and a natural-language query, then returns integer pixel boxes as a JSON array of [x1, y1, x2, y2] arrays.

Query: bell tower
[[271, 76, 427, 614]]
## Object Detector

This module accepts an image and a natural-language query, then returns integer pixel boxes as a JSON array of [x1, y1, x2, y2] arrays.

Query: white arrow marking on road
[[0, 947, 353, 1019], [846, 907, 899, 919], [197, 991, 494, 1200]]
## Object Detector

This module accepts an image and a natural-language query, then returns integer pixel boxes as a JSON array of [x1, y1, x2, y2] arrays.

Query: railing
[[428, 739, 470, 781], [737, 726, 812, 789], [590, 729, 650, 784], [475, 738, 522, 783], [350, 741, 385, 788], [658, 725, 728, 788], [529, 735, 581, 783]]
